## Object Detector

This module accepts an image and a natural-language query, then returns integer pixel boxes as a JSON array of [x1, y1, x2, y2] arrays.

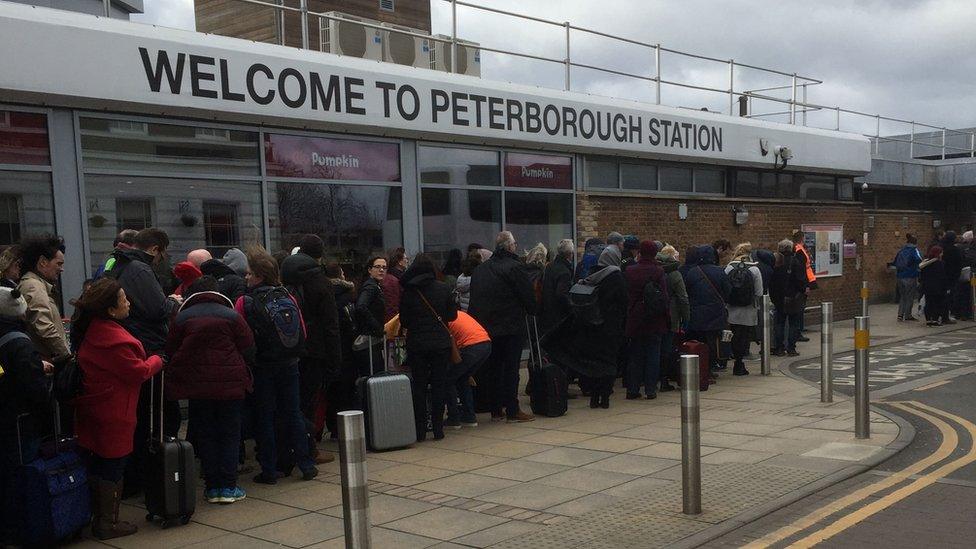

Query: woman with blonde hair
[[523, 243, 548, 305], [0, 245, 21, 288], [723, 243, 763, 376]]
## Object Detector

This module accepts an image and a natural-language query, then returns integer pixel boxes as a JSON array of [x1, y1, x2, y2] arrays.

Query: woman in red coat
[[73, 278, 164, 540]]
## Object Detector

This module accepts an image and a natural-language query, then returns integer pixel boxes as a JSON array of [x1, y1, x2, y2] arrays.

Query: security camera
[[861, 182, 869, 191], [773, 145, 793, 160]]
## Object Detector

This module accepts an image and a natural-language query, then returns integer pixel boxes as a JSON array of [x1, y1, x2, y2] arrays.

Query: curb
[[670, 335, 930, 549]]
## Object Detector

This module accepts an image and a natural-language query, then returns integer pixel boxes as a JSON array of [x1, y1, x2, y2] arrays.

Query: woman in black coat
[[354, 256, 387, 376], [920, 245, 949, 326], [399, 254, 458, 441]]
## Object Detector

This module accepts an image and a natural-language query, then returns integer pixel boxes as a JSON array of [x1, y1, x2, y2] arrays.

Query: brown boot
[[91, 478, 138, 540]]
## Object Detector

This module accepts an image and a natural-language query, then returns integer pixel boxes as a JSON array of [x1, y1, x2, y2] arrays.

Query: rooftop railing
[[120, 0, 976, 162]]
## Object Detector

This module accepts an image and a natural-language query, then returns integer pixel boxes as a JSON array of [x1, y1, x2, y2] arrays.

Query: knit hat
[[0, 287, 27, 319], [173, 261, 203, 296], [622, 235, 640, 251], [222, 248, 248, 276], [639, 240, 658, 258]]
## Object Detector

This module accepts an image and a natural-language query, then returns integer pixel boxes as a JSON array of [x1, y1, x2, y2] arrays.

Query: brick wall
[[577, 192, 866, 319]]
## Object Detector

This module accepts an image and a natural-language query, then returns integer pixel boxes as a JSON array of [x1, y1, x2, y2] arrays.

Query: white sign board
[[0, 3, 871, 174], [802, 224, 844, 278]]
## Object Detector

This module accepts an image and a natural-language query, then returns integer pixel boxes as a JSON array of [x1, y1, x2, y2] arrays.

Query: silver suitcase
[[356, 336, 416, 451]]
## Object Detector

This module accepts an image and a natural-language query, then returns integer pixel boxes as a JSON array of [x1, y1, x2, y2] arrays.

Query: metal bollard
[[761, 294, 772, 376], [861, 281, 869, 317], [854, 317, 870, 439], [820, 302, 833, 403], [338, 411, 371, 549], [680, 355, 702, 515], [970, 275, 975, 321]]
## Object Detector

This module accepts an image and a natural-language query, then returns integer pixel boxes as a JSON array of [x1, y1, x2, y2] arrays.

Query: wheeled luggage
[[144, 373, 196, 528], [679, 340, 712, 392], [355, 336, 416, 451], [4, 404, 90, 546], [526, 316, 568, 417]]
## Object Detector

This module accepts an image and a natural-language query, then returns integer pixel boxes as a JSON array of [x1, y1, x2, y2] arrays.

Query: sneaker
[[771, 348, 786, 356], [219, 486, 246, 504], [645, 392, 657, 400], [490, 412, 506, 422], [796, 335, 810, 342], [904, 315, 917, 321], [460, 420, 478, 428], [443, 419, 462, 430], [659, 383, 676, 392], [301, 467, 319, 481], [252, 472, 282, 485], [315, 452, 335, 465], [205, 488, 222, 504], [733, 367, 750, 376], [507, 411, 535, 423], [625, 393, 641, 400], [786, 349, 800, 357]]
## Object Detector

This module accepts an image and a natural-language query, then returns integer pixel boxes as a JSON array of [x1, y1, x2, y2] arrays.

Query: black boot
[[589, 393, 600, 408], [733, 360, 749, 376], [600, 391, 610, 409]]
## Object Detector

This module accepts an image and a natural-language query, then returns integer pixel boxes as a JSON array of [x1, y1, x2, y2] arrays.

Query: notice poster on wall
[[801, 224, 843, 278]]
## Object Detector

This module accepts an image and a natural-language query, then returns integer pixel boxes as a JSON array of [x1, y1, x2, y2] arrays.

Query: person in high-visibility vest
[[791, 230, 818, 341]]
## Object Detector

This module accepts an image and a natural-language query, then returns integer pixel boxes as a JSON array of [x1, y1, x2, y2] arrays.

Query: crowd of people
[[0, 224, 824, 542], [892, 230, 976, 326]]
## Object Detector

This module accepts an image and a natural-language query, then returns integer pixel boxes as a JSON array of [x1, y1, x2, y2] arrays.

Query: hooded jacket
[[330, 278, 358, 376], [281, 253, 342, 369], [681, 246, 731, 332], [657, 252, 690, 332], [540, 255, 574, 334], [165, 291, 255, 401], [108, 248, 179, 353], [468, 247, 538, 338], [753, 250, 775, 293], [75, 317, 164, 458], [398, 262, 458, 352], [0, 315, 49, 444], [894, 244, 922, 279], [724, 258, 764, 327], [199, 258, 247, 302], [575, 238, 606, 280], [624, 256, 670, 337], [455, 274, 472, 311]]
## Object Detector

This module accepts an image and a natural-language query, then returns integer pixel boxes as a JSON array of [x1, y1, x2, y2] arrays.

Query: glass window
[[504, 191, 573, 253], [837, 177, 854, 200], [659, 166, 693, 192], [80, 118, 260, 175], [735, 170, 760, 197], [85, 175, 263, 270], [0, 111, 49, 165], [0, 171, 55, 245], [269, 183, 402, 281], [422, 189, 501, 263], [115, 198, 153, 232], [419, 146, 499, 186], [265, 134, 400, 181], [798, 175, 836, 200], [203, 202, 240, 257], [621, 164, 657, 191], [586, 160, 618, 188], [767, 173, 789, 198], [695, 168, 725, 194], [504, 153, 572, 189]]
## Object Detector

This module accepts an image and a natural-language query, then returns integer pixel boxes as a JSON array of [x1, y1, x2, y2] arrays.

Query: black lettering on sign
[[468, 94, 486, 127], [397, 85, 420, 121], [139, 48, 185, 94], [246, 63, 275, 105], [649, 118, 661, 145], [311, 73, 341, 111], [219, 59, 244, 102], [452, 91, 469, 126], [189, 55, 217, 99], [375, 81, 396, 117], [506, 99, 524, 132], [344, 77, 366, 115], [278, 68, 307, 109], [431, 89, 449, 123]]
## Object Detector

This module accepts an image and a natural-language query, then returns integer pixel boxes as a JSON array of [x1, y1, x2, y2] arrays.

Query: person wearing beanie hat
[[222, 248, 249, 277], [622, 240, 669, 400], [173, 261, 203, 296], [621, 236, 640, 272], [199, 248, 248, 302]]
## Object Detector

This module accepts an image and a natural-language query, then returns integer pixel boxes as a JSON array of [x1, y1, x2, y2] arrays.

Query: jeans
[[487, 334, 524, 419], [253, 363, 314, 476], [446, 341, 491, 424], [407, 348, 450, 439], [189, 399, 243, 490], [627, 334, 662, 396], [86, 452, 128, 482], [897, 278, 918, 319], [774, 308, 802, 351]]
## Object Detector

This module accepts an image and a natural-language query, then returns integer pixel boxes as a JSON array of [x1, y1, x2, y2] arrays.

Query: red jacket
[[624, 258, 670, 337], [75, 318, 164, 458], [382, 269, 403, 322], [165, 291, 255, 401]]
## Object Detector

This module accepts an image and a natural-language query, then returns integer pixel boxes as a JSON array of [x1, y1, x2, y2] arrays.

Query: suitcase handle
[[149, 371, 165, 444], [14, 398, 64, 465], [524, 315, 544, 373], [366, 335, 389, 376]]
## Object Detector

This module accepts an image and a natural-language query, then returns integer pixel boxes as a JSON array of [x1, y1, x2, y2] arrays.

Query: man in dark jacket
[[199, 248, 248, 302], [105, 227, 181, 495], [770, 240, 809, 355], [540, 238, 574, 335], [940, 231, 961, 324], [752, 248, 776, 346], [682, 245, 731, 370], [575, 238, 605, 280], [893, 234, 922, 322], [624, 241, 669, 400], [280, 235, 341, 462], [324, 262, 357, 439], [468, 231, 538, 423]]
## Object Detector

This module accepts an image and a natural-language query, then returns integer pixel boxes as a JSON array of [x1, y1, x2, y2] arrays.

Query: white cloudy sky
[[132, 0, 976, 138]]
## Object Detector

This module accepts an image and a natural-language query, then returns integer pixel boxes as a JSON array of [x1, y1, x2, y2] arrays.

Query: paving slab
[[382, 507, 509, 541]]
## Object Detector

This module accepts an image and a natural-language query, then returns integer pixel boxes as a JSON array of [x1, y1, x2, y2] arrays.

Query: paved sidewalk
[[72, 303, 963, 549]]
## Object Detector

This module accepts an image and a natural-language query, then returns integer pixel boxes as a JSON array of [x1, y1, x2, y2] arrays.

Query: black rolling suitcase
[[526, 316, 568, 417], [144, 373, 196, 528]]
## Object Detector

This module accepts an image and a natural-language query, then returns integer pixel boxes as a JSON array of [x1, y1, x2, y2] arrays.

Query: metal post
[[655, 44, 661, 105], [971, 275, 975, 321], [790, 74, 797, 125], [299, 0, 309, 50], [564, 22, 571, 91], [276, 0, 286, 46], [802, 83, 808, 126], [854, 317, 870, 439], [450, 0, 458, 74], [971, 132, 975, 158], [910, 121, 915, 159], [942, 127, 947, 160], [728, 59, 734, 116], [835, 107, 841, 131], [861, 281, 869, 317], [761, 294, 771, 376], [103, 0, 110, 17], [680, 355, 701, 515], [820, 302, 833, 403], [338, 411, 371, 548], [875, 115, 881, 155]]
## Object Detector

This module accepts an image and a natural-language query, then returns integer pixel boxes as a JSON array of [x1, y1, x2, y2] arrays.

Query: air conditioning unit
[[381, 23, 432, 68], [319, 12, 384, 61], [431, 35, 481, 77]]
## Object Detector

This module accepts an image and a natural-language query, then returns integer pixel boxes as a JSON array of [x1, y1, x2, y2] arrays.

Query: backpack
[[249, 287, 306, 358], [727, 262, 755, 307], [642, 277, 668, 321], [568, 282, 603, 326]]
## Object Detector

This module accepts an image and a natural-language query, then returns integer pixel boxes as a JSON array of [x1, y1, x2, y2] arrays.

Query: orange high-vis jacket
[[795, 243, 817, 283]]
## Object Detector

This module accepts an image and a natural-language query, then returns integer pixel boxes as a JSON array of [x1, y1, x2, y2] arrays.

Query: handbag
[[415, 290, 462, 364]]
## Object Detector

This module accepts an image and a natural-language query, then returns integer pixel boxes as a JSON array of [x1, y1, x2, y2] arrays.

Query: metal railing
[[182, 0, 976, 163]]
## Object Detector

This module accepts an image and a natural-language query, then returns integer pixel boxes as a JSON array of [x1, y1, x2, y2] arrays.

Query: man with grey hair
[[598, 231, 624, 268], [541, 239, 575, 334], [469, 231, 538, 422]]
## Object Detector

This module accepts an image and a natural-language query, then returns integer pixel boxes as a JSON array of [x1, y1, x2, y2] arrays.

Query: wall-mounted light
[[732, 205, 748, 226], [678, 203, 688, 220]]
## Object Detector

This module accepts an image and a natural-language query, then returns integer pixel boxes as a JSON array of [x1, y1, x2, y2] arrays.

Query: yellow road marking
[[915, 380, 951, 392], [789, 402, 976, 547], [742, 401, 956, 549]]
